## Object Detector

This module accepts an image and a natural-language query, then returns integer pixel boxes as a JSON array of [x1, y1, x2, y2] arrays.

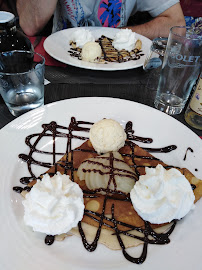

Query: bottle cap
[[0, 11, 15, 23]]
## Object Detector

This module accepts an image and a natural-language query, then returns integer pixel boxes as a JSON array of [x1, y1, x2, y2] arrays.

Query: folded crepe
[[27, 139, 202, 251]]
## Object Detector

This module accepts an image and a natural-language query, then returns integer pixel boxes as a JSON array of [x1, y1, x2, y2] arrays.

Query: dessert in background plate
[[69, 28, 144, 63], [13, 117, 202, 264]]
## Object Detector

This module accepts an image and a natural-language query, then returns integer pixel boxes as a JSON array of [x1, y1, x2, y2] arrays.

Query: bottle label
[[190, 78, 202, 116]]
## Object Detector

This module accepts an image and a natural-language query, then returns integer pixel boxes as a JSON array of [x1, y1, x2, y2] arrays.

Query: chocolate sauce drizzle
[[183, 147, 198, 173], [125, 121, 153, 144], [191, 184, 196, 191], [14, 117, 179, 264], [45, 235, 55, 245], [183, 147, 194, 161], [98, 35, 144, 63]]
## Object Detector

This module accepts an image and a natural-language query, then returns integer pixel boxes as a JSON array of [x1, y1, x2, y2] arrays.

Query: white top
[[0, 11, 15, 24]]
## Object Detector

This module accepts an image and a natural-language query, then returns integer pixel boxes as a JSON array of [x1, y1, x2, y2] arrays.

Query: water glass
[[154, 26, 201, 115], [0, 50, 45, 117], [143, 37, 167, 91]]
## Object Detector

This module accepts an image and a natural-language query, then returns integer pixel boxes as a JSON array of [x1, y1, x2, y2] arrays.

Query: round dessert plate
[[43, 27, 152, 71], [0, 97, 202, 270]]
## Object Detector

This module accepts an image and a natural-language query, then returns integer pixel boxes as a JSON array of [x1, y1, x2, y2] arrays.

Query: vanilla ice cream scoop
[[130, 164, 195, 224], [23, 172, 84, 235], [81, 41, 102, 62], [89, 119, 126, 154]]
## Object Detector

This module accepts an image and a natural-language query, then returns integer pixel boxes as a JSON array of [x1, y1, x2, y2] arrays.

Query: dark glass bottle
[[0, 11, 33, 53]]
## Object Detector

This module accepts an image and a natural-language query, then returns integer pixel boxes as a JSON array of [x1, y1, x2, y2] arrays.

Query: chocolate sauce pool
[[13, 117, 179, 264]]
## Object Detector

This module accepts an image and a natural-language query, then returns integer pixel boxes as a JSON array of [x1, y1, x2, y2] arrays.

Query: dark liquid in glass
[[0, 16, 34, 72]]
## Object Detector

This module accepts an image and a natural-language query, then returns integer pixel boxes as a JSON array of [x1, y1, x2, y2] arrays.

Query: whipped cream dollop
[[23, 172, 84, 235], [70, 29, 95, 48], [81, 41, 102, 62], [89, 119, 126, 154], [112, 29, 137, 51], [130, 164, 195, 224]]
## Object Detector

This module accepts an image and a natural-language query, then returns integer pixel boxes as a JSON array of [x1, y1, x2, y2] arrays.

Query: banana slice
[[135, 39, 142, 51]]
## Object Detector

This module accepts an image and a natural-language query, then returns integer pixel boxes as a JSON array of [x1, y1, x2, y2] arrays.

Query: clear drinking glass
[[0, 50, 45, 117], [143, 37, 167, 91], [154, 26, 201, 115]]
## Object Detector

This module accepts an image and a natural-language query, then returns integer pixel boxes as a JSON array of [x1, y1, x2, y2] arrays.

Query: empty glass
[[154, 26, 201, 115], [143, 37, 167, 92]]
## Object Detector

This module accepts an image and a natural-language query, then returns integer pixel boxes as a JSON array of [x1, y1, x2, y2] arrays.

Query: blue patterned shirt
[[52, 0, 179, 32]]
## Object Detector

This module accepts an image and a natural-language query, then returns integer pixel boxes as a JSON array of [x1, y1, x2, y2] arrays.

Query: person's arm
[[17, 0, 58, 36], [126, 3, 186, 39]]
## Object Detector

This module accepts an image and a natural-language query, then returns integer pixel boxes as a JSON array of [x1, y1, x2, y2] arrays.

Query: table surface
[[0, 64, 201, 137]]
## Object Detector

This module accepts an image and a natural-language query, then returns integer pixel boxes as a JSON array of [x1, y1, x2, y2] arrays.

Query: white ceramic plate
[[43, 27, 152, 71], [0, 97, 202, 270]]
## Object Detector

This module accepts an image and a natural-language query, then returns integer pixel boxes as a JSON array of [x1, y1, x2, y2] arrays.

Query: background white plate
[[0, 97, 202, 270], [43, 27, 152, 71]]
